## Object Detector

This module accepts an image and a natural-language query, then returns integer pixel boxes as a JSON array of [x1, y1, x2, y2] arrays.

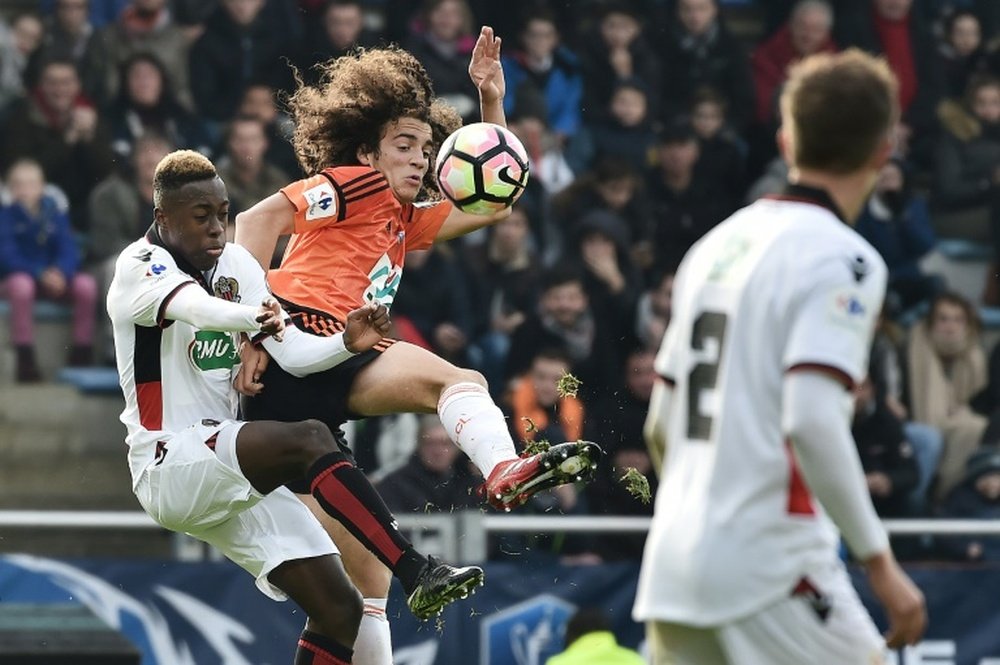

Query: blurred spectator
[[578, 2, 661, 122], [938, 10, 989, 99], [545, 607, 644, 665], [189, 0, 295, 123], [634, 269, 673, 351], [85, 0, 192, 109], [296, 0, 377, 84], [375, 415, 480, 513], [38, 0, 130, 30], [658, 0, 754, 130], [647, 117, 734, 271], [0, 159, 97, 381], [462, 207, 541, 393], [216, 115, 290, 221], [581, 79, 657, 176], [852, 377, 920, 517], [0, 13, 45, 114], [937, 447, 1000, 561], [935, 75, 1000, 248], [501, 9, 583, 141], [908, 292, 989, 499], [391, 246, 476, 367], [836, 0, 943, 166], [36, 0, 99, 96], [106, 52, 210, 159], [1, 58, 115, 230], [404, 0, 479, 122], [509, 347, 583, 445], [690, 86, 747, 198], [237, 83, 300, 177], [751, 0, 837, 127], [855, 158, 941, 316], [583, 349, 659, 559]]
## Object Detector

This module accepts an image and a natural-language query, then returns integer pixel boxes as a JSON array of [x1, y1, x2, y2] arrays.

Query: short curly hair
[[153, 150, 217, 208], [288, 46, 462, 194]]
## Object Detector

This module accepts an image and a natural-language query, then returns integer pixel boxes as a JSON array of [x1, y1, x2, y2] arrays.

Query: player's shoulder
[[114, 238, 177, 277], [219, 242, 258, 269], [320, 165, 389, 191]]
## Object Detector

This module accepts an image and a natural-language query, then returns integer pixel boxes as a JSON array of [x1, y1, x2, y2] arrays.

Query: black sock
[[295, 629, 353, 665], [307, 452, 429, 593]]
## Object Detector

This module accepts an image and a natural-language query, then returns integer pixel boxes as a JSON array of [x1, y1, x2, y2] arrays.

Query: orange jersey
[[268, 166, 452, 323]]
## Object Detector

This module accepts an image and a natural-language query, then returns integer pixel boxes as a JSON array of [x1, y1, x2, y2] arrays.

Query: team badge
[[213, 276, 241, 302]]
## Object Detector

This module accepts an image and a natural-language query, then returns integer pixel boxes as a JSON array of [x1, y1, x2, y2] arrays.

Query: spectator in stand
[[189, 0, 295, 123], [584, 348, 659, 560], [690, 86, 747, 198], [297, 0, 377, 85], [634, 268, 673, 351], [1, 58, 114, 230], [501, 9, 583, 143], [852, 377, 920, 517], [376, 416, 481, 514], [938, 10, 989, 100], [908, 293, 989, 500], [935, 75, 1000, 248], [404, 0, 479, 122], [856, 158, 941, 317], [85, 0, 192, 109], [506, 83, 577, 208], [937, 448, 1000, 561], [509, 347, 583, 447], [236, 83, 300, 178], [216, 115, 290, 225], [36, 0, 99, 100], [647, 116, 734, 272], [0, 159, 97, 381], [391, 246, 476, 368], [38, 0, 130, 30], [106, 52, 210, 160], [545, 608, 645, 665], [752, 0, 837, 127], [578, 1, 661, 123], [836, 0, 944, 167], [581, 79, 657, 176], [0, 13, 45, 114], [461, 206, 541, 394], [658, 0, 754, 131]]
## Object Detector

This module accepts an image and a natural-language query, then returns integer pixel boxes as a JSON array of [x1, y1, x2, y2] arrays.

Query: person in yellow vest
[[546, 607, 645, 665]]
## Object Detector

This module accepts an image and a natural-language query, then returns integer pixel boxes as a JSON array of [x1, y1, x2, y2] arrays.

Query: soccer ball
[[435, 122, 530, 215]]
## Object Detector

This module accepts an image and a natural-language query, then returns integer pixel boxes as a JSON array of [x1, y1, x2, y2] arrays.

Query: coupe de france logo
[[480, 594, 576, 665], [303, 182, 337, 221]]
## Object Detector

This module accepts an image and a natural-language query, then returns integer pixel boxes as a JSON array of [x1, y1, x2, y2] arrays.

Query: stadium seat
[[56, 367, 121, 395], [0, 301, 71, 321]]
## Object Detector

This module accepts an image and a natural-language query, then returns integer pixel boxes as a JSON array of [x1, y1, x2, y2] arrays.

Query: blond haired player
[[633, 50, 927, 664]]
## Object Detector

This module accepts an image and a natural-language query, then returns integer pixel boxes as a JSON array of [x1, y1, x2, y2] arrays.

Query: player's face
[[531, 358, 569, 407], [156, 178, 229, 272], [790, 7, 830, 56], [365, 117, 434, 204]]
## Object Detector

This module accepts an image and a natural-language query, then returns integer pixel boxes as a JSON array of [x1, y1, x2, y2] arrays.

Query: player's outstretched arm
[[163, 283, 279, 334], [643, 379, 673, 478], [469, 26, 506, 127], [235, 192, 295, 271], [783, 369, 926, 648]]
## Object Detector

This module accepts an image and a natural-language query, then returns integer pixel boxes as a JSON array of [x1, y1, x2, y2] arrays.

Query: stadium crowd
[[1, 0, 1000, 562]]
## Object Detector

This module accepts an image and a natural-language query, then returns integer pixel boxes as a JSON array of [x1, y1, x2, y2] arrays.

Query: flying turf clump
[[523, 438, 552, 455], [556, 373, 582, 398], [621, 467, 651, 504]]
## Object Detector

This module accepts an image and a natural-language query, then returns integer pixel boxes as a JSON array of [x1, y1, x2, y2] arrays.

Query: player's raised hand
[[865, 551, 927, 649], [469, 26, 505, 104], [256, 298, 284, 342], [344, 302, 390, 353]]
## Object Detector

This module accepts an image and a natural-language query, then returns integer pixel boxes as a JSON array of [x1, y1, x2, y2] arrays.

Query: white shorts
[[647, 562, 885, 665], [133, 419, 337, 600]]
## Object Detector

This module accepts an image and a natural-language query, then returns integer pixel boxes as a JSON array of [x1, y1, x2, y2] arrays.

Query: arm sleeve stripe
[[340, 170, 383, 190], [155, 280, 197, 328], [785, 363, 855, 390], [344, 183, 391, 203], [341, 172, 385, 196]]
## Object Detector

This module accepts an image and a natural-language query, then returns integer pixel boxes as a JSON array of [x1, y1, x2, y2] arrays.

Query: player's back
[[634, 193, 887, 626]]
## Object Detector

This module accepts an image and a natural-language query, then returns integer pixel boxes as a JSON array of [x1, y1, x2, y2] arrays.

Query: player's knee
[[312, 585, 363, 639], [454, 368, 488, 390], [293, 419, 338, 462]]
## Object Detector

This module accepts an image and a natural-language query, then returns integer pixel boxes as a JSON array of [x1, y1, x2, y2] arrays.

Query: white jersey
[[107, 231, 270, 485], [633, 188, 887, 626]]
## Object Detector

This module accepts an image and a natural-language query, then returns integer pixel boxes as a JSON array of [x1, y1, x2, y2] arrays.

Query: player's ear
[[356, 146, 372, 166], [153, 206, 167, 231]]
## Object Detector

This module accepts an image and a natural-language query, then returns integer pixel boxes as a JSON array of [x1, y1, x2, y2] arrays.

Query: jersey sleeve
[[783, 248, 888, 388], [280, 166, 393, 234], [113, 245, 196, 328], [229, 244, 271, 308], [402, 199, 453, 251]]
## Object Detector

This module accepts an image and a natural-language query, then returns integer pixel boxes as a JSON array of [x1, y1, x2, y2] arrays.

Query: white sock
[[354, 597, 392, 665], [438, 382, 518, 478]]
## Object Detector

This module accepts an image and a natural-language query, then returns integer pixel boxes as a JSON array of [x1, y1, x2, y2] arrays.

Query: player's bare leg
[[348, 341, 602, 509]]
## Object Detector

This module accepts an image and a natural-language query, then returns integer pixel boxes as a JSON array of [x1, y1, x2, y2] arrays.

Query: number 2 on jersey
[[688, 311, 728, 440]]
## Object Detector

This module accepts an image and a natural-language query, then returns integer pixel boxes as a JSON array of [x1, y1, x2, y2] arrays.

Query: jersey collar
[[145, 224, 214, 295], [763, 183, 847, 224]]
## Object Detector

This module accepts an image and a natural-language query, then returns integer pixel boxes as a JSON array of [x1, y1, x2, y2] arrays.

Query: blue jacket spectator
[[0, 193, 79, 280]]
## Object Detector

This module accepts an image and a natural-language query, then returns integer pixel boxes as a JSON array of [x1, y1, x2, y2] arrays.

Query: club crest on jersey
[[188, 330, 238, 371], [303, 182, 338, 221], [213, 276, 241, 302]]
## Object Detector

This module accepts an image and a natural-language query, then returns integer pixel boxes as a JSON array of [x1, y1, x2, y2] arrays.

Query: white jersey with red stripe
[[107, 231, 270, 486], [633, 186, 888, 626]]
